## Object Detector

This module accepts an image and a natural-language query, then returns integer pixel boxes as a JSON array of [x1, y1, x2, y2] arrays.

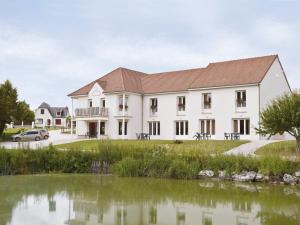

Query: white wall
[[34, 108, 53, 127], [259, 58, 292, 140], [260, 58, 291, 110], [143, 86, 260, 140], [71, 58, 291, 141]]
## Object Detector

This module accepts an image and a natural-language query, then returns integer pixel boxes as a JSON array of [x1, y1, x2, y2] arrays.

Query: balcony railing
[[75, 107, 108, 117]]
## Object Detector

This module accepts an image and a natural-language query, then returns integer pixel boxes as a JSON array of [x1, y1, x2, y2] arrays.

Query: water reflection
[[0, 175, 299, 225]]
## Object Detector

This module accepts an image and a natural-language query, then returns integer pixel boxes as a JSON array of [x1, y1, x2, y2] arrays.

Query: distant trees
[[0, 80, 34, 136], [257, 92, 300, 152]]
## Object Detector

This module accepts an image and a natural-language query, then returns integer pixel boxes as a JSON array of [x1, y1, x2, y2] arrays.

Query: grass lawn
[[255, 140, 300, 159], [56, 139, 248, 154]]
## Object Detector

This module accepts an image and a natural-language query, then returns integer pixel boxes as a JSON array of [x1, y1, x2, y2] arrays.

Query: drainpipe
[[71, 98, 74, 135], [122, 93, 125, 139]]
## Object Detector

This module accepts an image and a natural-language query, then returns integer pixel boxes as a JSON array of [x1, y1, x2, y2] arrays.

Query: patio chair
[[136, 133, 141, 140], [193, 132, 201, 140], [224, 133, 230, 140]]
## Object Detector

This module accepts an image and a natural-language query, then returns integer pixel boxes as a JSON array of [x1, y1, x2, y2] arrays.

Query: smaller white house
[[35, 102, 69, 128]]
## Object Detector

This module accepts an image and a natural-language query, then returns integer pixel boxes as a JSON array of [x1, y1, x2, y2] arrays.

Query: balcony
[[75, 107, 108, 118]]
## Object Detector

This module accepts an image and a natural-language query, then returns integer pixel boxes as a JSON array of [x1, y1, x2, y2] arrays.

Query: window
[[37, 119, 43, 124], [56, 111, 61, 116], [118, 121, 128, 135], [88, 99, 93, 108], [41, 109, 44, 114], [233, 119, 250, 135], [177, 96, 186, 111], [100, 98, 106, 108], [150, 98, 158, 115], [199, 119, 215, 135], [55, 119, 61, 125], [119, 95, 128, 111], [236, 90, 246, 108], [203, 93, 212, 109], [175, 121, 188, 135], [148, 121, 160, 135]]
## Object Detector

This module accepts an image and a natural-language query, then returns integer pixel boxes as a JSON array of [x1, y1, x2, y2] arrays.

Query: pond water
[[0, 175, 299, 225]]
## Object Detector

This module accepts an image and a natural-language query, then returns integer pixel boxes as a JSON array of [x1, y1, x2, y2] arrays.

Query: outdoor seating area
[[193, 132, 212, 140], [224, 132, 240, 140], [136, 133, 151, 140]]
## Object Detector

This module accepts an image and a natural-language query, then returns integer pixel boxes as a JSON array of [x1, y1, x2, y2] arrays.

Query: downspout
[[258, 84, 261, 140], [122, 93, 125, 139], [141, 94, 144, 134]]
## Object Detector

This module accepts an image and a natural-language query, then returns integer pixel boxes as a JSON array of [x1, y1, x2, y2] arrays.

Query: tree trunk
[[297, 137, 300, 153]]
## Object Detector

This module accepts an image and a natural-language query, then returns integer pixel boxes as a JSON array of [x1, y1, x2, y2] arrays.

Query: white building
[[68, 55, 291, 140], [35, 102, 69, 128]]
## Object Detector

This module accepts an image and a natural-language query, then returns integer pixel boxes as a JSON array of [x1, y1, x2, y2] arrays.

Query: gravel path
[[0, 130, 87, 149], [224, 140, 278, 156]]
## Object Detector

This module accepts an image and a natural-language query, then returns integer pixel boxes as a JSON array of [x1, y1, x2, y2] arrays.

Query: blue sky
[[0, 0, 299, 109]]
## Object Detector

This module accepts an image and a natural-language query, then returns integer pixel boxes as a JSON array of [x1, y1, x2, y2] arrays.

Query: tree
[[256, 92, 300, 152], [0, 80, 18, 136], [0, 80, 34, 136], [14, 101, 35, 124]]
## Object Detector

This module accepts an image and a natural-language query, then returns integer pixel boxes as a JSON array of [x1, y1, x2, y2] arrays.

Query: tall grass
[[0, 141, 300, 178]]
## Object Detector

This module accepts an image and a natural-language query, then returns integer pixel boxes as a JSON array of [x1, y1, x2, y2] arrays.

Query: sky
[[0, 0, 299, 109]]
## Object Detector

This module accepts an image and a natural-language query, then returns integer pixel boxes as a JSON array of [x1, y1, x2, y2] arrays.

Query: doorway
[[100, 121, 105, 135], [89, 122, 97, 138]]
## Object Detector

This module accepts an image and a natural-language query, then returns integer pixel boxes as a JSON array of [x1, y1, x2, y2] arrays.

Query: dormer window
[[177, 96, 185, 111], [203, 93, 211, 109], [118, 95, 128, 111], [56, 111, 61, 116], [41, 109, 44, 114], [236, 90, 246, 108], [150, 98, 158, 115]]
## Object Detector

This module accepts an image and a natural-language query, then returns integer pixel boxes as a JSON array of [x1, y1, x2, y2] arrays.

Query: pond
[[0, 175, 299, 225]]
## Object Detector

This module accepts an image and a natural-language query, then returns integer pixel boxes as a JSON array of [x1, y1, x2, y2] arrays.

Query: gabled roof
[[68, 55, 279, 96], [189, 55, 277, 89], [38, 102, 69, 118], [68, 67, 147, 96]]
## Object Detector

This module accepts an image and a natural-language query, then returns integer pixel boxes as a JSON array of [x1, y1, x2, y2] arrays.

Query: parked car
[[39, 129, 50, 139], [12, 130, 44, 142]]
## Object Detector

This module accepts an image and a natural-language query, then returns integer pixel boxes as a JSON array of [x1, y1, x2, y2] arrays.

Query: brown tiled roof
[[68, 67, 147, 96], [189, 55, 277, 89], [142, 68, 205, 93], [68, 55, 278, 96]]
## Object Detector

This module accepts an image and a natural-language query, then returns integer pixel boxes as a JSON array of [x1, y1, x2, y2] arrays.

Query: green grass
[[0, 128, 28, 142], [255, 141, 300, 159], [56, 139, 248, 154]]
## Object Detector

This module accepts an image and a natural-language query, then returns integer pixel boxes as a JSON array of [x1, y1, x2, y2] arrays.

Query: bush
[[0, 143, 300, 179]]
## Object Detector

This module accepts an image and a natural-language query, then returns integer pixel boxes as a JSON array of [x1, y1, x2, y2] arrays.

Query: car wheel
[[35, 137, 41, 141], [44, 135, 49, 140], [15, 137, 21, 142]]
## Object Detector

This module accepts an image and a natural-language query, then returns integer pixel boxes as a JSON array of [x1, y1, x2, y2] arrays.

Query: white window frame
[[118, 95, 128, 112], [100, 98, 106, 108], [236, 90, 247, 108], [202, 93, 212, 110], [175, 120, 188, 136], [199, 119, 215, 135], [56, 111, 61, 116], [177, 96, 186, 112], [118, 120, 128, 135], [232, 119, 250, 135], [150, 98, 158, 116], [148, 121, 160, 136], [88, 99, 93, 108]]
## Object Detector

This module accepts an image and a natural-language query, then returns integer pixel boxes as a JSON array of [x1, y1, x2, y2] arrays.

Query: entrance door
[[89, 122, 97, 137], [100, 121, 105, 135]]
